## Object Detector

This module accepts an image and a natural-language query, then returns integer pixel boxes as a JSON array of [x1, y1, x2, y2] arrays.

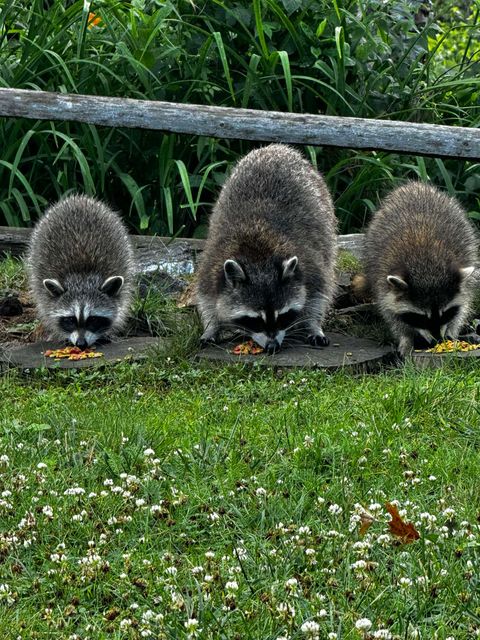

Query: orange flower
[[87, 12, 102, 28]]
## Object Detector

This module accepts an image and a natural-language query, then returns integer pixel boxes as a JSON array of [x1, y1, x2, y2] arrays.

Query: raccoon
[[364, 181, 478, 355], [27, 194, 134, 347], [196, 144, 337, 353]]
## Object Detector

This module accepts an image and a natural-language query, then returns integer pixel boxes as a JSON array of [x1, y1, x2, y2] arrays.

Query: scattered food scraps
[[232, 340, 264, 355], [424, 340, 480, 354], [385, 502, 420, 543], [43, 346, 104, 361]]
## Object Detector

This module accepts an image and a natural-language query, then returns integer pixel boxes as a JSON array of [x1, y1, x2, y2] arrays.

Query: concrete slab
[[0, 337, 162, 371], [197, 332, 394, 371], [411, 348, 480, 369]]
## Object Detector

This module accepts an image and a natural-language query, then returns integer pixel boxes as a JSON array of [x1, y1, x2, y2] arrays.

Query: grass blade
[[278, 50, 293, 112]]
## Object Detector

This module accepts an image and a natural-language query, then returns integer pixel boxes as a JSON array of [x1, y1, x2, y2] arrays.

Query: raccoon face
[[386, 266, 475, 342], [217, 256, 306, 352], [43, 275, 124, 347]]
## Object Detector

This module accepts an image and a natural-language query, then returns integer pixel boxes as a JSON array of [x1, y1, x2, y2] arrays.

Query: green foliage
[[0, 253, 27, 293], [0, 0, 479, 233], [1, 361, 480, 636]]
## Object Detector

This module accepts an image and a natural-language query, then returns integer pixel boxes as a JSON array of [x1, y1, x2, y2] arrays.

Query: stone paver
[[197, 332, 394, 371]]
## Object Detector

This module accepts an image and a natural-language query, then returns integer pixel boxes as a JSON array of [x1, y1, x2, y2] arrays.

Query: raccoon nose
[[265, 339, 280, 355], [75, 337, 88, 350]]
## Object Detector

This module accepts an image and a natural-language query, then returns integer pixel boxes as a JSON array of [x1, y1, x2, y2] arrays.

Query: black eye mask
[[234, 309, 301, 334], [398, 306, 460, 331], [234, 315, 265, 333], [58, 316, 77, 332], [85, 316, 112, 332], [58, 315, 112, 333], [276, 309, 300, 330]]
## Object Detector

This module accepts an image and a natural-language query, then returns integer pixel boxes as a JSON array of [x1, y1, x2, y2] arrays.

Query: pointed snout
[[265, 339, 280, 354], [75, 337, 88, 350]]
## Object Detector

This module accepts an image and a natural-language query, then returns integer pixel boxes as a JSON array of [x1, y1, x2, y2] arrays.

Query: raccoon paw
[[200, 335, 217, 347], [457, 332, 480, 344], [307, 333, 329, 347]]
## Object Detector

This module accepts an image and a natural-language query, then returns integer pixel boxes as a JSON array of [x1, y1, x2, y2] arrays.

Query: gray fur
[[364, 181, 478, 355], [196, 144, 337, 350], [27, 194, 134, 346]]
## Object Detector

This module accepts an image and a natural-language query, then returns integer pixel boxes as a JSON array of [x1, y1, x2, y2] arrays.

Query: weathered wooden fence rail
[[0, 226, 365, 261], [0, 88, 479, 159]]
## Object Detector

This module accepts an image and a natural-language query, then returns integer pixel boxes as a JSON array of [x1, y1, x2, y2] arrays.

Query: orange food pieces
[[231, 340, 264, 355], [425, 340, 480, 353], [43, 346, 104, 361]]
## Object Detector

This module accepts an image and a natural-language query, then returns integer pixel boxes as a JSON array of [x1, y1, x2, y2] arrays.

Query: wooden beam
[[0, 88, 478, 159], [0, 226, 365, 260]]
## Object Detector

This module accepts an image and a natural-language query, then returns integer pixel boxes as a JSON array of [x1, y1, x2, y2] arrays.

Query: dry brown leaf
[[358, 508, 376, 537], [385, 502, 420, 543]]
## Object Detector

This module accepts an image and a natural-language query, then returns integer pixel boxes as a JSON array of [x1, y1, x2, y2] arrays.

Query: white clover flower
[[373, 631, 392, 639], [276, 602, 295, 619], [184, 618, 199, 632], [135, 498, 146, 508], [442, 507, 456, 519], [209, 512, 220, 521], [328, 504, 343, 516], [355, 618, 372, 631], [303, 435, 314, 448], [318, 608, 328, 618], [37, 462, 47, 469], [165, 566, 177, 576], [300, 620, 320, 637], [143, 448, 155, 457], [234, 546, 247, 560], [42, 505, 54, 518], [350, 559, 367, 571], [150, 503, 164, 514], [0, 583, 15, 605], [205, 550, 215, 559], [225, 580, 238, 592], [0, 455, 9, 466], [119, 618, 132, 629], [255, 487, 267, 497], [285, 577, 299, 591], [191, 566, 204, 575], [328, 634, 338, 639], [298, 525, 311, 535], [398, 577, 413, 588]]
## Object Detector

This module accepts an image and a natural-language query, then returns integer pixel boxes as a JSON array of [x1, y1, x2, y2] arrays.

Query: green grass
[[1, 358, 480, 638], [0, 254, 27, 294]]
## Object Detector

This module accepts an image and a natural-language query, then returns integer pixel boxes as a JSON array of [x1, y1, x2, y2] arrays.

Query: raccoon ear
[[224, 260, 246, 286], [100, 276, 124, 297], [387, 275, 408, 291], [460, 266, 476, 280], [282, 256, 298, 281], [43, 279, 65, 297]]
